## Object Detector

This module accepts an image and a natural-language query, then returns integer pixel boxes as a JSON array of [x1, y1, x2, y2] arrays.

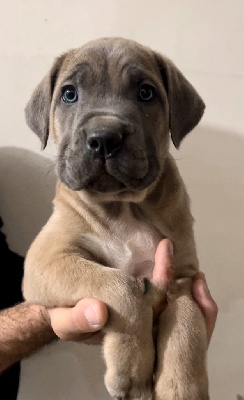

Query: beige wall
[[0, 0, 243, 151], [0, 1, 243, 399]]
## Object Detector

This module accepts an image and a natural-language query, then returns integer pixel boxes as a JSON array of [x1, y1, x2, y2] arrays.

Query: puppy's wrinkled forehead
[[58, 38, 161, 90]]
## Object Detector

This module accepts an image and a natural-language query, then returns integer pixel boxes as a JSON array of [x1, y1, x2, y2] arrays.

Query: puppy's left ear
[[155, 53, 205, 148]]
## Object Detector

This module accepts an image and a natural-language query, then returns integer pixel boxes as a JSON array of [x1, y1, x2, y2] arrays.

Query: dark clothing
[[0, 364, 21, 400], [0, 217, 24, 400]]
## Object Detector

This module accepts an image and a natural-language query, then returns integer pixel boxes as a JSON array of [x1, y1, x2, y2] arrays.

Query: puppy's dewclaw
[[143, 278, 167, 307], [23, 37, 207, 399]]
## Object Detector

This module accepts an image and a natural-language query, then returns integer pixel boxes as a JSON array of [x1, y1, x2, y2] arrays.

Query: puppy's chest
[[99, 206, 161, 278]]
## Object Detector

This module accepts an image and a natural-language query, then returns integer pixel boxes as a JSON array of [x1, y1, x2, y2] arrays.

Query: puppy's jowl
[[23, 38, 208, 400]]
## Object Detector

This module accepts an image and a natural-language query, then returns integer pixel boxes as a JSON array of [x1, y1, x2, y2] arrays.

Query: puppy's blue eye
[[138, 84, 156, 102], [61, 85, 78, 104]]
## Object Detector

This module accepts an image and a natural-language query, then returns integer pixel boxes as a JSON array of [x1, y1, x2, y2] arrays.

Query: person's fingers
[[47, 298, 108, 341], [152, 239, 174, 318], [152, 239, 174, 289], [192, 272, 218, 345]]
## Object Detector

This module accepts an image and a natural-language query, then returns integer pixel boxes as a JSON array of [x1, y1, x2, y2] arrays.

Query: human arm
[[0, 299, 108, 373], [0, 302, 55, 373]]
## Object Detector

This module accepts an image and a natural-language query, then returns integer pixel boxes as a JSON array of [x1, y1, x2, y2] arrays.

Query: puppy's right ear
[[25, 54, 65, 149], [154, 53, 205, 149]]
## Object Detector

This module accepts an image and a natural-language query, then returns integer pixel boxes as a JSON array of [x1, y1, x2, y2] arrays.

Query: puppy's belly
[[116, 239, 159, 278]]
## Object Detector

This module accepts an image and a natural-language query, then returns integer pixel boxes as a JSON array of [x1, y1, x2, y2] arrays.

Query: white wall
[[0, 1, 243, 400]]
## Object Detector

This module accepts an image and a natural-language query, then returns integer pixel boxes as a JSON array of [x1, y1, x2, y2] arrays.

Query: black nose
[[86, 131, 124, 159]]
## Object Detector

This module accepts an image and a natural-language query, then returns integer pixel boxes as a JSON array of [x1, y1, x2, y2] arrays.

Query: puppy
[[23, 37, 209, 400]]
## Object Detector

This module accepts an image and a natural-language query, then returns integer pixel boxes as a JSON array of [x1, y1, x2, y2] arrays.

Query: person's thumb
[[48, 298, 108, 341], [152, 238, 174, 289]]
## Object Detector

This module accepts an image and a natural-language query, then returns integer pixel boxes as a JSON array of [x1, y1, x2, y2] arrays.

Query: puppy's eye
[[61, 85, 78, 104], [138, 84, 156, 102]]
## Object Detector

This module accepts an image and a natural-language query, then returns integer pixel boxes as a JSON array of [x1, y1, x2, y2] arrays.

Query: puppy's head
[[25, 38, 205, 200]]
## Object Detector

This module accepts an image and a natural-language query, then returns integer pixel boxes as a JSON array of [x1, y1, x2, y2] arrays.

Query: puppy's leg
[[23, 234, 162, 400], [104, 303, 154, 400], [154, 278, 209, 400]]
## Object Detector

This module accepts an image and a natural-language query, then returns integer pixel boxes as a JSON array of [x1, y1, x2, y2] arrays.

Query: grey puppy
[[23, 37, 209, 400]]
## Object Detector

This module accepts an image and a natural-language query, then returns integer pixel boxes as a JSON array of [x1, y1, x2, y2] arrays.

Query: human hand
[[47, 298, 108, 341]]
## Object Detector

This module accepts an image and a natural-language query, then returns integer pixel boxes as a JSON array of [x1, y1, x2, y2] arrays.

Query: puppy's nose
[[86, 131, 124, 159]]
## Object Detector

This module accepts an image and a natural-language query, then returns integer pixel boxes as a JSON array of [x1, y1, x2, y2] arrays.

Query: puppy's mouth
[[84, 130, 150, 191], [58, 143, 160, 194], [81, 147, 153, 193]]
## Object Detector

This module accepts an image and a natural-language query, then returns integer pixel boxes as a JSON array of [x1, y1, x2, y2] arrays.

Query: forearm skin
[[0, 302, 56, 372]]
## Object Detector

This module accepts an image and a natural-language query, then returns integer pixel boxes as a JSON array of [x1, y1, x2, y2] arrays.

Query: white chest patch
[[89, 205, 162, 278]]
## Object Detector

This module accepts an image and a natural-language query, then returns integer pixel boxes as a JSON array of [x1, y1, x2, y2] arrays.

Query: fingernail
[[84, 306, 102, 329]]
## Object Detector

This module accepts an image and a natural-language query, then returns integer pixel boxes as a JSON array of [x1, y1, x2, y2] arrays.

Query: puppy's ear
[[25, 54, 65, 149], [155, 53, 205, 148]]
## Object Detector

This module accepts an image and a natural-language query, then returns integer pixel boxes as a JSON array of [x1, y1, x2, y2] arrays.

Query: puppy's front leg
[[154, 278, 209, 400], [23, 226, 161, 400], [104, 303, 155, 400]]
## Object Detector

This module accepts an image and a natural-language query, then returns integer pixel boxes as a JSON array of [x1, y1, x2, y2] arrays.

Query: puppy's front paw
[[105, 376, 152, 400], [104, 332, 154, 400], [105, 369, 152, 400]]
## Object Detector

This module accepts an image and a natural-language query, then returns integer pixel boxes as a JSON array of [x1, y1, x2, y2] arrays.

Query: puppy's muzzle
[[86, 130, 125, 160], [84, 115, 132, 160], [59, 113, 157, 193]]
